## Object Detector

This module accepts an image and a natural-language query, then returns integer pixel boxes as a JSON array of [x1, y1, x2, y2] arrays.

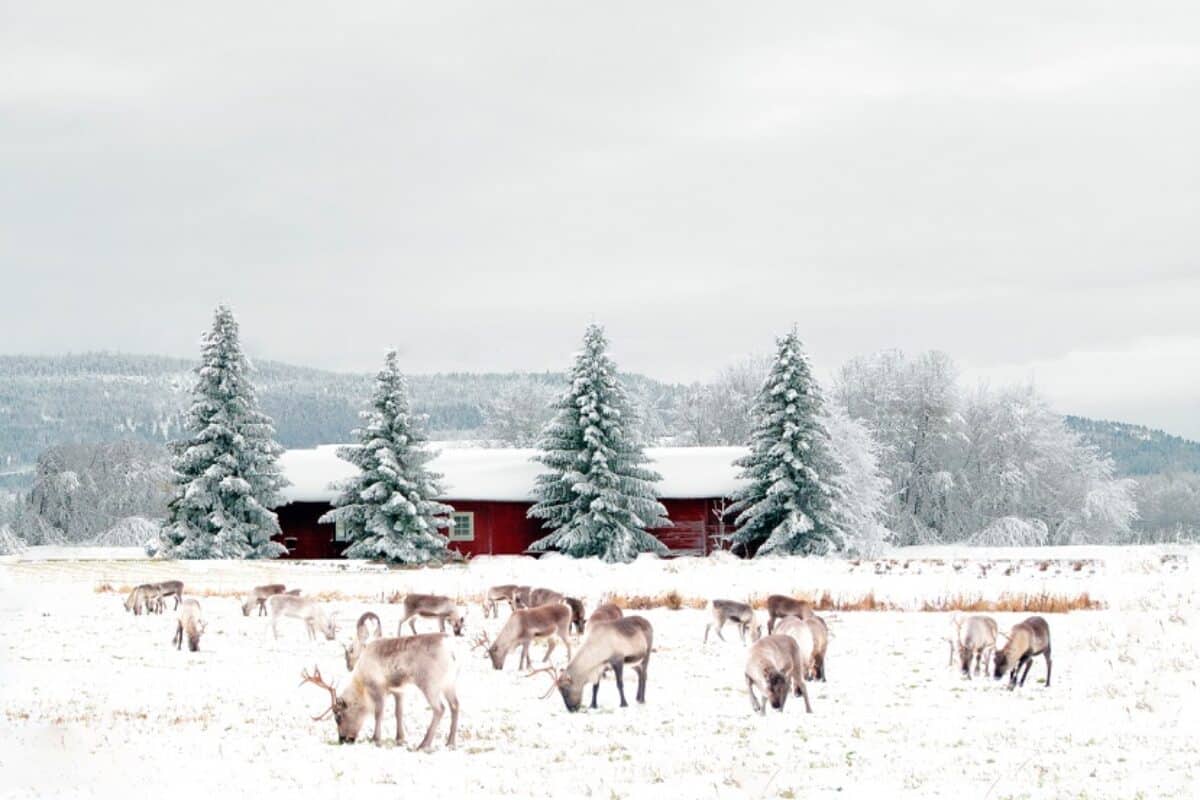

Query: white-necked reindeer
[[530, 615, 653, 712], [343, 611, 385, 671], [267, 594, 338, 641], [301, 634, 460, 751], [396, 594, 464, 637], [172, 599, 207, 652], [744, 634, 813, 715]]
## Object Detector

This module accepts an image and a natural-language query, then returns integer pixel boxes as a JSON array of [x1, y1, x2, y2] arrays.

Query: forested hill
[[0, 353, 680, 474], [2, 353, 1196, 481], [1065, 416, 1200, 476]]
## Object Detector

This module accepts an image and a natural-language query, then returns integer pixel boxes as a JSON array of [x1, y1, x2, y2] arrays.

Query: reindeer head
[[322, 616, 339, 642], [450, 608, 465, 637], [300, 665, 364, 744], [992, 635, 1012, 680], [187, 620, 207, 652], [342, 640, 360, 672], [529, 666, 584, 712], [240, 598, 255, 617], [765, 670, 790, 711], [565, 597, 586, 636], [472, 631, 505, 670]]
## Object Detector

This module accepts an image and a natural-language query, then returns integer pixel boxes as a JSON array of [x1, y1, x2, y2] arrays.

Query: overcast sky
[[2, 2, 1198, 436]]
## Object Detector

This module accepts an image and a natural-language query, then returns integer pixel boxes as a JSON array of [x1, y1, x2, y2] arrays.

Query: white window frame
[[449, 511, 475, 542]]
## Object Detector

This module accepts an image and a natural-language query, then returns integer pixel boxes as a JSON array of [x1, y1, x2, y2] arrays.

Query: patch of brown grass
[[919, 592, 1102, 613], [93, 582, 115, 593], [609, 592, 705, 611]]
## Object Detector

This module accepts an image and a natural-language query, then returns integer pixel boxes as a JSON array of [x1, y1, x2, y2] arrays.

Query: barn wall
[[275, 497, 732, 559]]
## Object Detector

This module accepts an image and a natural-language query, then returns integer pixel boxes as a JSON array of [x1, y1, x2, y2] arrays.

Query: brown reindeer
[[301, 634, 460, 751], [586, 603, 623, 631], [124, 584, 159, 615], [484, 585, 531, 618], [954, 614, 998, 679], [993, 616, 1052, 690], [704, 599, 761, 644], [396, 594, 464, 637], [172, 598, 207, 652], [765, 594, 814, 634], [477, 603, 573, 670], [745, 634, 813, 715], [531, 616, 653, 712], [526, 588, 586, 635], [148, 581, 184, 612], [241, 584, 287, 617], [343, 612, 385, 671]]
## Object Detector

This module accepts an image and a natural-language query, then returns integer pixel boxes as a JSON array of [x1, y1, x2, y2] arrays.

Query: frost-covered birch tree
[[161, 306, 288, 559], [527, 324, 670, 563], [823, 405, 891, 556], [730, 329, 842, 556], [319, 350, 454, 564]]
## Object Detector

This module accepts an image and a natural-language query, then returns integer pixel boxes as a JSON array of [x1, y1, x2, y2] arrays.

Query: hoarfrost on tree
[[319, 350, 454, 564], [160, 305, 289, 559], [729, 329, 842, 557], [527, 324, 669, 564]]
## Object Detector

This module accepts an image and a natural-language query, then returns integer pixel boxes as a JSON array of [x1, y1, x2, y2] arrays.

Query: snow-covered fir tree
[[527, 324, 670, 563], [319, 350, 455, 564], [730, 329, 842, 556], [161, 305, 288, 559]]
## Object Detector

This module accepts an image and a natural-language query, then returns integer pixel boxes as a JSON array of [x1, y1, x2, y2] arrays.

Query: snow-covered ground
[[1, 548, 1197, 798]]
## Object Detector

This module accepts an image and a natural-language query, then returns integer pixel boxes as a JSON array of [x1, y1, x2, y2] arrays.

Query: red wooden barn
[[274, 446, 748, 559]]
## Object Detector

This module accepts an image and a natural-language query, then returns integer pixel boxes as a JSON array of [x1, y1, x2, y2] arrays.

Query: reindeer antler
[[526, 666, 562, 700], [299, 664, 339, 720], [471, 630, 491, 652]]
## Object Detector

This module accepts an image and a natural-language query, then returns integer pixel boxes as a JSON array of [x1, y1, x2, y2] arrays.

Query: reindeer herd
[[121, 579, 1055, 751]]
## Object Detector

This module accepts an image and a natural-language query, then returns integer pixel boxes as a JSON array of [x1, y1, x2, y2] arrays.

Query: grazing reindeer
[[527, 588, 586, 635], [172, 599, 207, 652], [954, 614, 998, 679], [300, 634, 460, 751], [744, 634, 813, 715], [124, 584, 158, 615], [476, 603, 573, 670], [396, 594, 465, 637], [267, 594, 338, 641], [153, 580, 184, 611], [484, 585, 531, 618], [344, 612, 385, 671], [586, 603, 623, 631], [994, 616, 1052, 690], [776, 615, 829, 681], [241, 584, 287, 617], [765, 594, 814, 634], [704, 599, 761, 644], [530, 616, 653, 712]]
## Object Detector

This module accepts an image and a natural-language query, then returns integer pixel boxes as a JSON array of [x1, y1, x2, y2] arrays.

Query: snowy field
[[1, 547, 1197, 799]]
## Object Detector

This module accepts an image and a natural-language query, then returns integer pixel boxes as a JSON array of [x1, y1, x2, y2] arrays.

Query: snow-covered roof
[[278, 445, 749, 505]]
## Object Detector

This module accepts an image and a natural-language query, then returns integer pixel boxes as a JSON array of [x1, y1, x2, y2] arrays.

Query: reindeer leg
[[394, 692, 405, 744], [767, 615, 775, 635], [703, 623, 711, 644], [173, 622, 182, 650], [1019, 655, 1034, 687], [796, 672, 813, 714], [1043, 648, 1052, 687], [519, 642, 530, 671], [416, 685, 444, 753], [817, 652, 826, 682], [591, 680, 601, 709], [271, 616, 280, 640], [612, 662, 628, 707], [746, 676, 762, 714], [634, 662, 647, 704], [409, 618, 419, 636], [543, 637, 556, 663], [438, 617, 446, 633], [372, 690, 385, 746], [444, 687, 459, 749]]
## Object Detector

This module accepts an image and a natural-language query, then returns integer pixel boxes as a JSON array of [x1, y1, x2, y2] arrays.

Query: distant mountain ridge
[[1064, 416, 1200, 476], [1, 353, 1195, 484]]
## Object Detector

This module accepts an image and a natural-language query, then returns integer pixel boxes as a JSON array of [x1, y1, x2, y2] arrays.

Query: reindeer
[[994, 616, 1052, 690], [267, 594, 338, 641], [526, 588, 586, 635], [586, 603, 623, 632], [765, 594, 814, 634], [953, 614, 998, 679], [344, 612, 385, 671], [300, 634, 460, 751], [172, 599, 207, 652], [774, 614, 830, 681], [704, 599, 761, 644], [744, 634, 813, 715], [483, 585, 531, 618], [396, 594, 464, 637], [241, 584, 287, 617], [530, 616, 653, 712], [123, 584, 158, 616], [153, 580, 184, 611], [476, 603, 573, 671]]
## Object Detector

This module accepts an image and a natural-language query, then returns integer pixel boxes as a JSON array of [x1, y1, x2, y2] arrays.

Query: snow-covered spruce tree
[[161, 306, 288, 559], [730, 329, 842, 556], [319, 350, 454, 564], [527, 324, 670, 563]]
